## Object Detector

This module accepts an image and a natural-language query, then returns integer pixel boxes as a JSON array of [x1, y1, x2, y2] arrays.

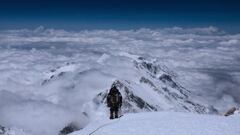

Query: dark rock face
[[42, 71, 66, 85], [121, 81, 158, 112], [59, 123, 80, 135], [140, 77, 156, 88], [0, 125, 6, 134], [224, 107, 238, 116], [140, 61, 159, 75], [159, 74, 178, 88]]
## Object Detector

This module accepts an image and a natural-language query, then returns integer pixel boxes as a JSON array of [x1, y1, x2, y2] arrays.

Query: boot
[[110, 111, 114, 119], [115, 112, 118, 118]]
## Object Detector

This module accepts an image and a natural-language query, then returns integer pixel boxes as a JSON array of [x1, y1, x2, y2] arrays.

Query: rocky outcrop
[[0, 125, 29, 135], [224, 107, 239, 116], [42, 71, 66, 85], [0, 125, 6, 134], [59, 122, 81, 135]]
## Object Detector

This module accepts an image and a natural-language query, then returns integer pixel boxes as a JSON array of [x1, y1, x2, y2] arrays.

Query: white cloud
[[220, 39, 239, 45], [0, 26, 240, 134]]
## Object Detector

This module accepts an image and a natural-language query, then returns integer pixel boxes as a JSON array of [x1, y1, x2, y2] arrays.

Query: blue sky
[[0, 0, 240, 32]]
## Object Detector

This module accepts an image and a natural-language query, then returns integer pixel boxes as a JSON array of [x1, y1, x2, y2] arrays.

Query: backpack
[[107, 87, 122, 107], [110, 93, 119, 104]]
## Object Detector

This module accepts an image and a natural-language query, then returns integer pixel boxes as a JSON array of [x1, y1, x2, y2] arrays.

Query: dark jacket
[[107, 86, 122, 108]]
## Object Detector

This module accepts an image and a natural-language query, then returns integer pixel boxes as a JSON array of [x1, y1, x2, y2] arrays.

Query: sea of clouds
[[0, 26, 239, 135]]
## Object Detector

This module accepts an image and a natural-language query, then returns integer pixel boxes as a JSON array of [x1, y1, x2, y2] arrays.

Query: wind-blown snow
[[0, 26, 239, 135], [70, 112, 240, 135]]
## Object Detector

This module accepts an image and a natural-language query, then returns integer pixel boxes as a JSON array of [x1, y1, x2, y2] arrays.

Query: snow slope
[[71, 112, 240, 135]]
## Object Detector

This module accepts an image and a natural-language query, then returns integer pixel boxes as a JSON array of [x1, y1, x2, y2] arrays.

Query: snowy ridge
[[93, 58, 217, 114], [70, 112, 240, 135], [36, 55, 218, 134]]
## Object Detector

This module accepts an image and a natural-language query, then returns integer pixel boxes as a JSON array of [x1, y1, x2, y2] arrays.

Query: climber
[[107, 85, 122, 119]]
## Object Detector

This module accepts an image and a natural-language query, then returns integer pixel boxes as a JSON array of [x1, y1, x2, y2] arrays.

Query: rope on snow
[[88, 118, 121, 135]]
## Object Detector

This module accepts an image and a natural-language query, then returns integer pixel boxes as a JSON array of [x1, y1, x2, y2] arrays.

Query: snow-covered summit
[[70, 112, 240, 135]]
